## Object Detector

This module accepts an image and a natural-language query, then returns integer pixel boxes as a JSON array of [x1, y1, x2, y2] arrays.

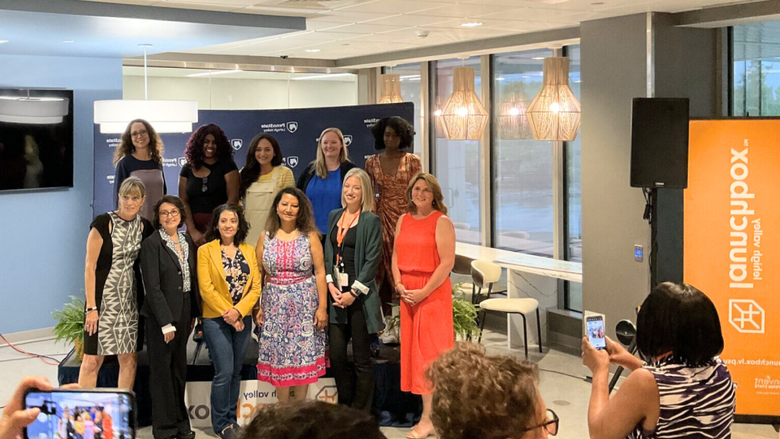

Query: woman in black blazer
[[140, 195, 200, 439]]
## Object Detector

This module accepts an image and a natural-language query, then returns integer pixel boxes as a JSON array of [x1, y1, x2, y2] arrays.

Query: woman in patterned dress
[[365, 117, 421, 313], [198, 204, 262, 439], [582, 282, 735, 439], [79, 176, 153, 389], [255, 187, 328, 403]]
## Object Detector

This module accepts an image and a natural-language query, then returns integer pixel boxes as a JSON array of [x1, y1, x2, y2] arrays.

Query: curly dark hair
[[152, 195, 188, 229], [239, 133, 284, 200], [205, 204, 249, 245], [425, 342, 541, 439], [242, 401, 386, 439], [265, 187, 318, 239], [184, 124, 233, 170], [114, 119, 164, 165], [371, 116, 415, 151]]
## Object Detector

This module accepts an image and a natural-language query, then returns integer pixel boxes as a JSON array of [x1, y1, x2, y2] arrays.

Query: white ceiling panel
[[334, 0, 450, 14]]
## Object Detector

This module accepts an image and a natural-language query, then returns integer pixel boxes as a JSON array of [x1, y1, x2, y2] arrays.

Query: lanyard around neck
[[336, 209, 360, 264]]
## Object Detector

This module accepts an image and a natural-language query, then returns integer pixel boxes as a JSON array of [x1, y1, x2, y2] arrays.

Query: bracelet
[[86, 307, 98, 313], [349, 290, 359, 298]]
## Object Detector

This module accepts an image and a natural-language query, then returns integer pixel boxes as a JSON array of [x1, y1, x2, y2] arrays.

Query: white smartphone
[[584, 313, 607, 350]]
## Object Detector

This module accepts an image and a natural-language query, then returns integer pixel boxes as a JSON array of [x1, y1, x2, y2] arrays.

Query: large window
[[492, 49, 553, 255], [392, 63, 423, 155], [433, 57, 483, 244], [565, 45, 582, 312], [732, 22, 780, 116]]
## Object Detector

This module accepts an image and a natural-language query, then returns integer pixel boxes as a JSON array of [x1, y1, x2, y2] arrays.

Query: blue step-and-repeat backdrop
[[93, 102, 414, 216]]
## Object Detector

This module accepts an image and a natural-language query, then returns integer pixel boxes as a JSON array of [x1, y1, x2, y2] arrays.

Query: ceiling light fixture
[[186, 69, 243, 77], [526, 57, 581, 141], [498, 92, 531, 140], [305, 49, 321, 53], [291, 73, 354, 81], [441, 66, 488, 140], [378, 74, 404, 104], [461, 22, 483, 28], [0, 92, 69, 124], [94, 44, 198, 134]]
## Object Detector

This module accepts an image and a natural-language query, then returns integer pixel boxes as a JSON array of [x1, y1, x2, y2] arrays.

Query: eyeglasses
[[159, 209, 180, 217], [520, 409, 559, 436], [201, 176, 209, 193], [130, 129, 148, 138]]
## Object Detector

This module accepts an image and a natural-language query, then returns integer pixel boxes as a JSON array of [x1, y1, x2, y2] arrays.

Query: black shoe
[[193, 322, 204, 342], [177, 430, 196, 439], [217, 426, 237, 439]]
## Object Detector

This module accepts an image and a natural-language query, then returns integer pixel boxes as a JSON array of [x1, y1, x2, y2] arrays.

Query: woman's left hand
[[223, 308, 240, 325], [582, 336, 610, 374], [338, 292, 356, 308], [314, 307, 328, 331], [403, 289, 428, 306]]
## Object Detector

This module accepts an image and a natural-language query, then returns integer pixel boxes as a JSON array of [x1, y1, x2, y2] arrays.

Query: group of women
[[81, 116, 453, 439]]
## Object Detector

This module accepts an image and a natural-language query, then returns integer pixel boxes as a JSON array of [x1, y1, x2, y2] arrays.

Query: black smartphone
[[585, 314, 607, 350], [24, 389, 136, 439]]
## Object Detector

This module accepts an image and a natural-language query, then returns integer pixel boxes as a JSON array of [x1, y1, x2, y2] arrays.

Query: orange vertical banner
[[685, 119, 780, 417]]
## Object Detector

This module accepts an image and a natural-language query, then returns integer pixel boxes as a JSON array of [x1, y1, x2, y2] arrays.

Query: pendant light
[[432, 96, 449, 138], [378, 73, 404, 104], [440, 66, 488, 140], [526, 57, 581, 141], [94, 44, 198, 134], [497, 92, 531, 140], [0, 91, 69, 124]]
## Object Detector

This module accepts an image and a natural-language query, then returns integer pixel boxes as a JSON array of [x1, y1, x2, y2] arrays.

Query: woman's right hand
[[605, 336, 643, 370], [395, 282, 406, 299], [85, 310, 99, 336], [328, 283, 343, 306], [253, 308, 264, 327], [232, 319, 245, 332]]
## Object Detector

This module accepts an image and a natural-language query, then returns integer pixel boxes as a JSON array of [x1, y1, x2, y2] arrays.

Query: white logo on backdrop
[[286, 121, 299, 133], [231, 139, 243, 150], [343, 135, 352, 147], [364, 117, 380, 128], [284, 156, 299, 168], [178, 157, 187, 167], [163, 157, 184, 168], [106, 175, 115, 185], [729, 299, 765, 334]]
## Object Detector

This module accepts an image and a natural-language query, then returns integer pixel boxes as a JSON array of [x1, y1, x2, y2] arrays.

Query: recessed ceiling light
[[532, 56, 545, 60], [461, 22, 483, 28], [305, 49, 321, 53], [63, 40, 75, 43], [0, 40, 8, 44]]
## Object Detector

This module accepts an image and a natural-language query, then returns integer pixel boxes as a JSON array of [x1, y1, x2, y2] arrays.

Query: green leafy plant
[[52, 296, 85, 359]]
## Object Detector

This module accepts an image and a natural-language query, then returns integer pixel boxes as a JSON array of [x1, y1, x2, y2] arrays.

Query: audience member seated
[[240, 401, 386, 439], [582, 282, 735, 439], [425, 342, 558, 439]]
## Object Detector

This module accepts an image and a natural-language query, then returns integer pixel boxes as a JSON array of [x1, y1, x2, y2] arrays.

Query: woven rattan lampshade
[[378, 74, 404, 104], [498, 92, 532, 140], [526, 57, 581, 141], [441, 67, 488, 140]]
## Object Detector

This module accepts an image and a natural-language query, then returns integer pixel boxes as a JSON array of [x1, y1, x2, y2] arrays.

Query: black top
[[180, 158, 238, 214], [296, 161, 357, 193], [329, 224, 358, 289]]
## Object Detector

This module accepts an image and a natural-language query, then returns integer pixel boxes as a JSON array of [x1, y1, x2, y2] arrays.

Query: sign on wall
[[92, 103, 414, 216], [684, 119, 780, 417]]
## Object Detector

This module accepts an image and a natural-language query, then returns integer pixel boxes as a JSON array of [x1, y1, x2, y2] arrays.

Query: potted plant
[[52, 295, 85, 360]]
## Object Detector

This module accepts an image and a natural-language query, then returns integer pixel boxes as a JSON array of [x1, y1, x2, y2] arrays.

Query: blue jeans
[[202, 316, 252, 433]]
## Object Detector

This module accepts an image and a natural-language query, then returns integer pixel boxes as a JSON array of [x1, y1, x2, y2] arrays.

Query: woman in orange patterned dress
[[365, 117, 421, 313], [392, 173, 455, 439]]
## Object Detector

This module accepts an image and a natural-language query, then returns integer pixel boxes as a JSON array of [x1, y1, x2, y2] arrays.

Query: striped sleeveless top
[[628, 357, 735, 439]]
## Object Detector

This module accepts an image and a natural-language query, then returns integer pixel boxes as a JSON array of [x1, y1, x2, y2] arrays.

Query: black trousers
[[328, 295, 374, 411], [146, 294, 192, 439]]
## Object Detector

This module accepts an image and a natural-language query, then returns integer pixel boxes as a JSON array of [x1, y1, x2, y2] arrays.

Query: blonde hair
[[313, 127, 350, 179], [118, 176, 146, 199], [341, 168, 375, 213], [406, 172, 447, 214]]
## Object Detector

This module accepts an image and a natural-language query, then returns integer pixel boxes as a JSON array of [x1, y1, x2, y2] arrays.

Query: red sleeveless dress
[[395, 210, 454, 395]]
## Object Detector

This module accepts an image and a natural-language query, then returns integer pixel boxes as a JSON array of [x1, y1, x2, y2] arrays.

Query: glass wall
[[565, 45, 582, 311], [392, 63, 423, 155], [491, 49, 553, 255], [732, 22, 780, 116], [433, 57, 483, 244]]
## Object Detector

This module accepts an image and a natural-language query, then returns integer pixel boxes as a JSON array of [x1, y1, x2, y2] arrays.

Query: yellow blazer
[[197, 239, 262, 319]]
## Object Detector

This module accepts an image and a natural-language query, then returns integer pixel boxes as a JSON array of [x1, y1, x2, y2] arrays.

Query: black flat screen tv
[[0, 89, 74, 191]]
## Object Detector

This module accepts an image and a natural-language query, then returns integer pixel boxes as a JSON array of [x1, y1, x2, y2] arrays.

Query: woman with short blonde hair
[[340, 168, 375, 213]]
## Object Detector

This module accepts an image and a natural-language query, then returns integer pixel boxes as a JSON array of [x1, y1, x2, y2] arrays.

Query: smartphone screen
[[586, 315, 607, 350], [24, 390, 135, 439]]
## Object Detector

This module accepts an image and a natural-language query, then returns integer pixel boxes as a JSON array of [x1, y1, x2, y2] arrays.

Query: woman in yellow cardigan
[[198, 204, 261, 439]]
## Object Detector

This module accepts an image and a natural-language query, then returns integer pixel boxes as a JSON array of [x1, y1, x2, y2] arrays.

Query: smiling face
[[384, 126, 401, 150], [276, 193, 300, 225], [217, 210, 239, 242], [158, 202, 181, 232], [255, 138, 275, 166], [202, 134, 217, 160], [411, 178, 433, 211], [130, 122, 150, 150], [118, 189, 144, 219], [320, 131, 343, 161], [343, 176, 363, 209]]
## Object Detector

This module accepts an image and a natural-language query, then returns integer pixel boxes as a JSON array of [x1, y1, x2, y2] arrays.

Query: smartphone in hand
[[24, 389, 136, 439], [585, 314, 607, 350]]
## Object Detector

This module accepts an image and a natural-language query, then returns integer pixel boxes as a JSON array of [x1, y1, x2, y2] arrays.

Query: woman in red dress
[[391, 172, 455, 439]]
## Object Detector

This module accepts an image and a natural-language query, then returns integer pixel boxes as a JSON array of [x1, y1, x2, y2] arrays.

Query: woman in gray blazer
[[140, 195, 201, 439], [323, 168, 384, 412]]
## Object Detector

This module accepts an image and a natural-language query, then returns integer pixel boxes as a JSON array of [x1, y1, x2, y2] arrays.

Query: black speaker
[[630, 98, 690, 188]]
